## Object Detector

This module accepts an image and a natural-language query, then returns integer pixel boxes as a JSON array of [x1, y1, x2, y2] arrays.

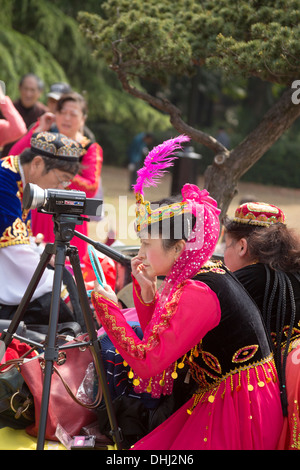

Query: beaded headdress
[[132, 135, 221, 397], [31, 131, 84, 162], [233, 202, 286, 227]]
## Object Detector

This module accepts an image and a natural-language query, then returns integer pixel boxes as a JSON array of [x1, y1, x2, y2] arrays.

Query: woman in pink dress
[[10, 92, 103, 261], [90, 136, 283, 450]]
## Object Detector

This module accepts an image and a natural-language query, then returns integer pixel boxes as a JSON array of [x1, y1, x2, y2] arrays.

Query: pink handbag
[[20, 334, 102, 441]]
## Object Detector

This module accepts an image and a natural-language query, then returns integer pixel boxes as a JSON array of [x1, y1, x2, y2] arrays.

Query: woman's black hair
[[56, 92, 87, 117], [223, 216, 300, 273], [224, 215, 300, 416]]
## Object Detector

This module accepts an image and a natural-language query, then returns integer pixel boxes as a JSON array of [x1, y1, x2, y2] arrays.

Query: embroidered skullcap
[[30, 132, 84, 162], [233, 202, 286, 227]]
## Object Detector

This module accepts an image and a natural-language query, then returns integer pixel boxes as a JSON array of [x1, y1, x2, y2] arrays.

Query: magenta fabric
[[92, 280, 283, 450], [132, 364, 282, 450], [277, 341, 300, 450], [93, 280, 221, 381]]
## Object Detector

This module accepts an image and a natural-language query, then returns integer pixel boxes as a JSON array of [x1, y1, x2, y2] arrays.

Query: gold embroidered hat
[[30, 131, 85, 162], [233, 202, 286, 227]]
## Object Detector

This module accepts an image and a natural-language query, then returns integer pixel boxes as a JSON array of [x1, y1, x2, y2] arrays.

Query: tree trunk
[[204, 87, 300, 217], [115, 66, 300, 217]]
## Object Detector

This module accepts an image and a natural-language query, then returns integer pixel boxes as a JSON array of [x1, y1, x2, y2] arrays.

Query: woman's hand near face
[[36, 112, 56, 132], [93, 280, 118, 304], [131, 255, 157, 303]]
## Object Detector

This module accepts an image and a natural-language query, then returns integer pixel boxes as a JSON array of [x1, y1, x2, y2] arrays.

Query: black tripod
[[0, 213, 129, 450]]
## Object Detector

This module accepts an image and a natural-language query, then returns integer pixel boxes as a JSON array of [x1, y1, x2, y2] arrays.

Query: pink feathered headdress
[[134, 135, 191, 232], [133, 134, 190, 195]]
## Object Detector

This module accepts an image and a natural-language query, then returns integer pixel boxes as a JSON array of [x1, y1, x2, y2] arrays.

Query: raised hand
[[131, 255, 157, 303]]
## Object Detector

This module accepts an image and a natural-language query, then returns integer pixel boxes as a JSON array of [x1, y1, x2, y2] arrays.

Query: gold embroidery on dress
[[232, 345, 259, 363], [291, 400, 300, 450], [201, 349, 222, 374], [80, 136, 91, 148], [72, 144, 101, 192], [93, 284, 277, 412], [0, 218, 30, 247], [133, 281, 156, 306], [26, 220, 32, 237], [94, 286, 185, 359], [16, 180, 23, 199], [197, 259, 226, 275], [186, 355, 276, 415], [1, 155, 19, 173], [272, 323, 300, 352]]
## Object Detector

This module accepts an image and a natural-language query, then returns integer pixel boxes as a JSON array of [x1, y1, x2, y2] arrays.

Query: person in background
[[9, 92, 103, 261], [0, 131, 84, 329], [0, 84, 26, 148], [0, 74, 48, 157], [214, 194, 257, 256], [46, 83, 96, 144], [91, 136, 283, 450], [128, 132, 153, 190], [216, 126, 230, 149], [46, 82, 72, 113], [223, 201, 300, 450]]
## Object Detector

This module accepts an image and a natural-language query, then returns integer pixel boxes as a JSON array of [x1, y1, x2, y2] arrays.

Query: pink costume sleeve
[[68, 142, 103, 198], [0, 96, 27, 147], [91, 279, 221, 379], [132, 276, 158, 332]]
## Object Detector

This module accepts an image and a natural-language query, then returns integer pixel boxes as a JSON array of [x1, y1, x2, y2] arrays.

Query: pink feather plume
[[133, 134, 191, 195]]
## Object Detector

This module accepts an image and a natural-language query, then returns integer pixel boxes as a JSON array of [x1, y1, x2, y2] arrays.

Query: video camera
[[23, 183, 102, 218]]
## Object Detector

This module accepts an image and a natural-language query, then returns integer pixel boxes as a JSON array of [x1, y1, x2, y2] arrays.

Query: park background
[[1, 0, 299, 243]]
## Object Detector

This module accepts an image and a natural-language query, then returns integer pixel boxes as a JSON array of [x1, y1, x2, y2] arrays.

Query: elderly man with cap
[[0, 131, 84, 329]]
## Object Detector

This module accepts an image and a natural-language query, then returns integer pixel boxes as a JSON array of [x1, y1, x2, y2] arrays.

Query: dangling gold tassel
[[187, 392, 203, 415], [247, 369, 254, 391], [236, 371, 241, 392], [171, 361, 178, 379], [159, 370, 166, 387], [133, 377, 140, 386], [178, 354, 187, 369], [146, 378, 152, 393]]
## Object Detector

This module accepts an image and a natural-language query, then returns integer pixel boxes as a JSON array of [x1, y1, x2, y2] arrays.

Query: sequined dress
[[92, 261, 284, 450]]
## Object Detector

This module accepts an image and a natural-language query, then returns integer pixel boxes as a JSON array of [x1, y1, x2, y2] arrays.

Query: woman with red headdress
[[223, 202, 300, 450], [91, 136, 283, 450]]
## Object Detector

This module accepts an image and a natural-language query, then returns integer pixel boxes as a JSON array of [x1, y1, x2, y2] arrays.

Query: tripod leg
[[68, 247, 123, 450], [37, 242, 67, 450], [0, 244, 54, 359]]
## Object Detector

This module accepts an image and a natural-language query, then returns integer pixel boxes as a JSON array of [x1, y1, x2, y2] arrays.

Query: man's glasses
[[53, 169, 71, 189]]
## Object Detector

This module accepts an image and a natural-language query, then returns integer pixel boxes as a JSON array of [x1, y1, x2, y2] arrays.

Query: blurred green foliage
[[0, 0, 299, 186]]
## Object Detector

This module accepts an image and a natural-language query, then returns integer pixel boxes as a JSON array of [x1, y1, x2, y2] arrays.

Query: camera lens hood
[[23, 183, 46, 210]]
